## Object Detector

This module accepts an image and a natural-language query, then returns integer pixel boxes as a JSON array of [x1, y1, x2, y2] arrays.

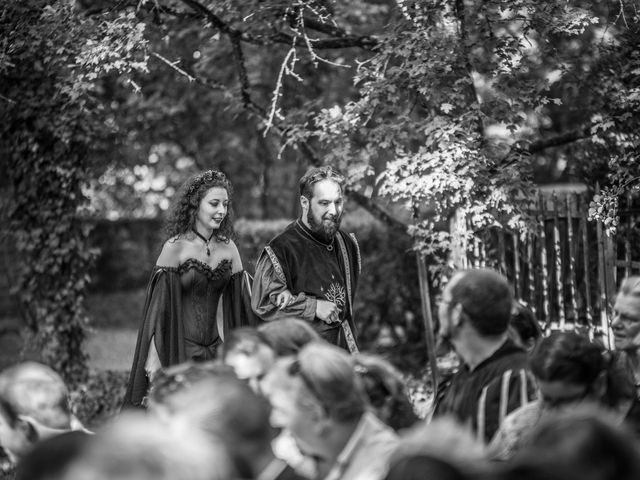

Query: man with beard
[[432, 269, 536, 443], [252, 166, 361, 352]]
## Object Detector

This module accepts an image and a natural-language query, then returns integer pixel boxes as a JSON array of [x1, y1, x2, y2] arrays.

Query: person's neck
[[315, 417, 361, 478], [457, 332, 508, 371], [194, 223, 214, 239]]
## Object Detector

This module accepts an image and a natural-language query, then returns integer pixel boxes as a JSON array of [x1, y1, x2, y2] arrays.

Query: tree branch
[[178, 0, 376, 50]]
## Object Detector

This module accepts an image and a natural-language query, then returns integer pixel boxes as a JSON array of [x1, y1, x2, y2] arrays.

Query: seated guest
[[384, 455, 469, 480], [353, 353, 419, 431], [264, 342, 398, 480], [61, 412, 232, 480], [611, 276, 640, 435], [220, 327, 277, 393], [166, 371, 305, 480], [387, 417, 487, 479], [508, 301, 542, 353], [258, 318, 322, 357], [0, 362, 86, 464], [432, 269, 537, 443], [146, 360, 236, 421], [514, 406, 640, 480], [15, 430, 88, 480], [489, 331, 636, 460]]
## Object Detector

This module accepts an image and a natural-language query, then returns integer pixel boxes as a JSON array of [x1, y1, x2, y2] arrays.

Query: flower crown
[[187, 169, 229, 196]]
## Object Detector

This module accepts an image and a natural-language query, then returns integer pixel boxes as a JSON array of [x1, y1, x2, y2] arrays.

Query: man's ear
[[300, 195, 309, 213], [450, 303, 464, 329]]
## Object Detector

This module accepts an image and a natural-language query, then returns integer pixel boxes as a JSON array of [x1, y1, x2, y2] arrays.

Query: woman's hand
[[275, 289, 294, 310]]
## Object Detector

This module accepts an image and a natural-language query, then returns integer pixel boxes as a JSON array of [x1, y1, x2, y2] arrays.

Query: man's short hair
[[0, 362, 71, 430], [290, 342, 367, 423], [299, 166, 345, 200], [449, 269, 513, 336]]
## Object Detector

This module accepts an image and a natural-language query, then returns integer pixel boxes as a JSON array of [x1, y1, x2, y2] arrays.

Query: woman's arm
[[228, 239, 244, 274]]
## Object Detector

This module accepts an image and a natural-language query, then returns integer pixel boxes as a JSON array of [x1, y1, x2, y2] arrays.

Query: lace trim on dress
[[155, 258, 232, 280]]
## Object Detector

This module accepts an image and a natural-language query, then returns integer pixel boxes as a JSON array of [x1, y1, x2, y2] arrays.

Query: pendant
[[327, 245, 333, 251], [206, 246, 210, 256]]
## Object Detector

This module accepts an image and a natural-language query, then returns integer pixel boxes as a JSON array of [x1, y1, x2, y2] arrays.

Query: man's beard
[[307, 209, 341, 243]]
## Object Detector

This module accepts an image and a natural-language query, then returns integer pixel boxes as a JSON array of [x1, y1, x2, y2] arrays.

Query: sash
[[336, 233, 359, 354]]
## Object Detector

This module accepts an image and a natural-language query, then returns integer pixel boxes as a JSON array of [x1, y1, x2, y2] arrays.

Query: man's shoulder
[[268, 221, 299, 247]]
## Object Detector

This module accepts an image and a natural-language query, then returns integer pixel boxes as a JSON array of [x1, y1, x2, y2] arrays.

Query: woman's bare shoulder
[[156, 236, 189, 267]]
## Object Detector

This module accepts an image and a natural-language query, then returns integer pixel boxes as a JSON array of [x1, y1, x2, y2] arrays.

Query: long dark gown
[[122, 258, 259, 408]]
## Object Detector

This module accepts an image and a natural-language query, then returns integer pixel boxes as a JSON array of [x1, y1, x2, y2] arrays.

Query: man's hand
[[316, 299, 340, 324]]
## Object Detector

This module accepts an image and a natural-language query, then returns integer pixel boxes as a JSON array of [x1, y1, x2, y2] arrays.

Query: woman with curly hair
[[123, 170, 259, 408]]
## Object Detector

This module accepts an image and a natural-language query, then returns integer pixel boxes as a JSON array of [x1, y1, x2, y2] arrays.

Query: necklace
[[192, 229, 215, 256]]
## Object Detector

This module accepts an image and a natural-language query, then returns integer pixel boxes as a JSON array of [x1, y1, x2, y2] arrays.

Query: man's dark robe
[[251, 220, 361, 351]]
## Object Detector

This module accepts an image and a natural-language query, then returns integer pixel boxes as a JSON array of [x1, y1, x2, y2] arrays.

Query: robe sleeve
[[121, 267, 184, 409], [222, 270, 263, 332], [250, 250, 317, 322]]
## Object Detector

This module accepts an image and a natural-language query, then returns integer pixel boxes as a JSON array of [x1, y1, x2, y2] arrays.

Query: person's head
[[438, 269, 513, 346], [262, 342, 367, 460], [147, 361, 237, 421], [389, 417, 486, 477], [0, 362, 73, 462], [165, 169, 234, 240], [530, 331, 633, 411], [520, 406, 640, 480], [220, 328, 276, 393], [508, 301, 542, 352], [257, 318, 322, 357], [299, 166, 345, 242], [612, 276, 640, 353], [384, 454, 469, 480], [168, 374, 276, 479], [353, 354, 419, 431], [61, 412, 232, 480]]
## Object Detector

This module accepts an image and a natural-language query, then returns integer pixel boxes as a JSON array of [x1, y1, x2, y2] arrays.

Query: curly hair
[[164, 170, 235, 242]]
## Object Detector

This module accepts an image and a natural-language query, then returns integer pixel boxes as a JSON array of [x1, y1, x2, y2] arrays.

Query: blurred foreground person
[[0, 362, 86, 465], [353, 354, 419, 432], [62, 412, 232, 480], [612, 277, 640, 400], [220, 328, 276, 392], [166, 369, 305, 480], [146, 360, 236, 421], [386, 417, 486, 480], [258, 318, 322, 357], [514, 406, 640, 480], [489, 331, 637, 460], [15, 431, 87, 480], [433, 269, 536, 443], [263, 342, 398, 480]]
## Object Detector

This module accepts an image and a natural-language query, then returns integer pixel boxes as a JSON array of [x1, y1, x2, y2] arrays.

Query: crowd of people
[[1, 167, 640, 479]]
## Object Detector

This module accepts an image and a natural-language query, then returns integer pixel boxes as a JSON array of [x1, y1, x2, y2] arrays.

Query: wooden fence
[[450, 186, 639, 348]]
